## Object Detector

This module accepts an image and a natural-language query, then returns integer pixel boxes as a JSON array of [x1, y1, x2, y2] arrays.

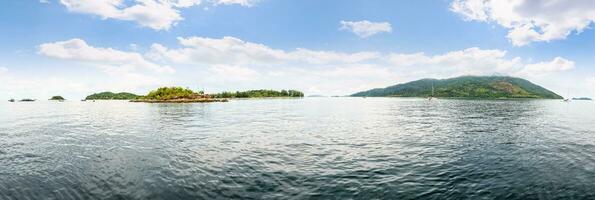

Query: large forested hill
[[352, 76, 562, 99]]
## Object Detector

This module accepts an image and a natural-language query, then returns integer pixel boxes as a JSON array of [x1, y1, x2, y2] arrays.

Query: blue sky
[[1, 0, 594, 99]]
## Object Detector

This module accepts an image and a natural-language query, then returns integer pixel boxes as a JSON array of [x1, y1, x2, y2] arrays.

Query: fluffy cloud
[[207, 65, 261, 82], [33, 36, 578, 97], [37, 38, 175, 94], [38, 38, 174, 74], [387, 48, 523, 79], [143, 36, 575, 95], [212, 0, 258, 7], [518, 57, 574, 76], [59, 0, 186, 30], [146, 36, 380, 65], [450, 0, 595, 46], [340, 20, 392, 38], [57, 0, 253, 30], [0, 75, 89, 100]]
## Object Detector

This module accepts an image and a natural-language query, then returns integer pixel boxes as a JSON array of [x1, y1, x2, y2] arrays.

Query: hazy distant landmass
[[307, 95, 326, 97], [352, 76, 563, 99], [85, 92, 140, 100], [572, 97, 592, 100]]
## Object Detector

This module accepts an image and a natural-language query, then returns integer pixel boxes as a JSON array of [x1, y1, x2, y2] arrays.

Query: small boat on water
[[428, 82, 436, 101]]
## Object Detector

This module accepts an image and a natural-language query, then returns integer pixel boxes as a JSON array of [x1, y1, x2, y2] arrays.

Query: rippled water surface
[[1, 98, 595, 199]]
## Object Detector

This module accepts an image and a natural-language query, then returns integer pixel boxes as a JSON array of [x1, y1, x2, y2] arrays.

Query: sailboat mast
[[428, 81, 435, 101]]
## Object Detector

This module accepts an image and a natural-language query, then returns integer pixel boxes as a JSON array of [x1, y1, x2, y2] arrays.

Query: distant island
[[19, 99, 36, 102], [132, 87, 227, 103], [130, 88, 305, 103], [49, 96, 65, 101], [85, 92, 139, 100], [212, 90, 304, 98], [572, 97, 592, 101], [352, 76, 563, 99]]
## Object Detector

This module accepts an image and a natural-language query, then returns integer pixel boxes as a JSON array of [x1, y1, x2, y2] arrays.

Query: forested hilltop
[[352, 76, 562, 99], [85, 92, 139, 100]]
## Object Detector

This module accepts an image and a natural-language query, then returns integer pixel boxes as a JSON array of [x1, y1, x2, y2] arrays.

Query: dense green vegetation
[[139, 87, 205, 100], [85, 92, 139, 100], [352, 76, 562, 99], [212, 89, 304, 98], [49, 96, 65, 100]]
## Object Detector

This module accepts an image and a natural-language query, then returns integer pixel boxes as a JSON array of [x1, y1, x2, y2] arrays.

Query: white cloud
[[144, 36, 577, 95], [147, 36, 380, 65], [212, 0, 258, 7], [58, 0, 257, 30], [39, 0, 50, 4], [167, 0, 202, 8], [59, 0, 183, 30], [0, 75, 89, 100], [36, 38, 175, 96], [450, 0, 595, 46], [207, 65, 261, 82], [38, 38, 174, 74], [387, 47, 523, 79], [518, 57, 575, 76], [340, 20, 392, 38], [30, 36, 581, 98]]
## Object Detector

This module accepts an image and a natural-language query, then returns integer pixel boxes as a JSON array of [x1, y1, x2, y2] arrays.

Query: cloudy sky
[[1, 0, 594, 99]]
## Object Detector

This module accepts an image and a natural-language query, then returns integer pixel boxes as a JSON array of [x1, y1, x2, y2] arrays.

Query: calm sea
[[1, 98, 594, 199]]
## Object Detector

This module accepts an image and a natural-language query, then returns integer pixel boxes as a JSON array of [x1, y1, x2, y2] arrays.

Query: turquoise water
[[1, 98, 594, 199]]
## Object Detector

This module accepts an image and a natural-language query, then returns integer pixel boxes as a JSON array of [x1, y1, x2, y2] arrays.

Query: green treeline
[[140, 87, 204, 100], [86, 88, 305, 101], [85, 92, 139, 100], [212, 89, 304, 98]]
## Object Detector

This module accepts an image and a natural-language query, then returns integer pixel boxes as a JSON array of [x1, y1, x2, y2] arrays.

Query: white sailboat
[[428, 82, 435, 100], [562, 89, 571, 102]]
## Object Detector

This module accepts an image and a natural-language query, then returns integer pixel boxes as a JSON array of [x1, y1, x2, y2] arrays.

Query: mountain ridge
[[352, 76, 562, 99]]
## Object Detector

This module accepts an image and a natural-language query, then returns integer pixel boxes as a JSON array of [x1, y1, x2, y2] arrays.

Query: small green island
[[130, 87, 304, 103], [49, 96, 65, 101], [131, 87, 227, 103], [85, 92, 139, 100], [352, 76, 563, 99]]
